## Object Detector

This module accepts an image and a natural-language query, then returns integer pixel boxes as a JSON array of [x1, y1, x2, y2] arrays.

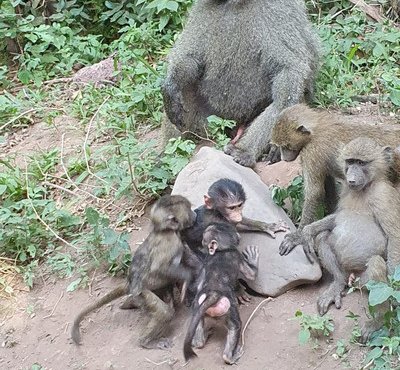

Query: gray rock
[[172, 147, 321, 297]]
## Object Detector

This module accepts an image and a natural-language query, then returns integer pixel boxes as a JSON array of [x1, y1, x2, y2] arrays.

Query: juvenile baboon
[[71, 195, 196, 349], [184, 223, 259, 365], [162, 0, 320, 167], [182, 178, 288, 306], [287, 138, 400, 343], [271, 104, 400, 252]]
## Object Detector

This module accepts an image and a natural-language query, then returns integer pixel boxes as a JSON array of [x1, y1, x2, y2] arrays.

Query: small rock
[[104, 360, 114, 369], [172, 147, 321, 297]]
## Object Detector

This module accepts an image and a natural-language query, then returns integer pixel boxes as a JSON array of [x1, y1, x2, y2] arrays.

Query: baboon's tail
[[71, 284, 127, 345], [183, 291, 220, 361]]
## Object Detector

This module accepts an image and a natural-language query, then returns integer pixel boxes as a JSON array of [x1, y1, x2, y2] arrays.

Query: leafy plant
[[359, 265, 400, 369], [206, 115, 236, 149], [294, 310, 334, 344], [271, 176, 304, 225]]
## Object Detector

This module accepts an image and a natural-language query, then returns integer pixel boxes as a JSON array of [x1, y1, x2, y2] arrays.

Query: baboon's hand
[[242, 245, 259, 266], [163, 90, 185, 130], [263, 220, 290, 238], [224, 144, 257, 168], [280, 231, 315, 263], [236, 285, 251, 305], [262, 144, 281, 164]]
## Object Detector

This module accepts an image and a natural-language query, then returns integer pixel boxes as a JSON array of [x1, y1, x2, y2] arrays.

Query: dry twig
[[241, 297, 273, 347]]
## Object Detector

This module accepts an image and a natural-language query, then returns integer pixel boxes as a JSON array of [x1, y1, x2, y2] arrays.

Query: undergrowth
[[0, 1, 399, 303]]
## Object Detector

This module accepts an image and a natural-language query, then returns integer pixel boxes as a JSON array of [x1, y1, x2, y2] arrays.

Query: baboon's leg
[[161, 114, 182, 147], [324, 175, 339, 215], [139, 290, 175, 349], [316, 231, 347, 316], [192, 317, 206, 348], [360, 255, 388, 344], [222, 304, 243, 365]]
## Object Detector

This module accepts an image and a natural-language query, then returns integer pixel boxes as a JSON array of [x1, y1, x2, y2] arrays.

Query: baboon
[[162, 0, 320, 167], [181, 178, 288, 306], [271, 104, 400, 255], [183, 178, 289, 254], [71, 195, 196, 349], [287, 138, 400, 343], [184, 223, 259, 365]]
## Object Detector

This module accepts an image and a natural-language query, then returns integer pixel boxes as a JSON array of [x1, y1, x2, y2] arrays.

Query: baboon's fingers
[[301, 244, 316, 264], [266, 230, 277, 238], [279, 238, 295, 255], [334, 294, 342, 309]]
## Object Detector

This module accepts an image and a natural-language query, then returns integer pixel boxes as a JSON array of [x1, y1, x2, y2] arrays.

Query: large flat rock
[[172, 147, 321, 297]]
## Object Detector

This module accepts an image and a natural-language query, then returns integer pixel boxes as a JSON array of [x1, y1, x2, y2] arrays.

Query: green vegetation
[[294, 310, 335, 345]]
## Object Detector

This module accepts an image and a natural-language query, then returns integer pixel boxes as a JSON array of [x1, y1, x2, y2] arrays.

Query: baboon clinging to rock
[[162, 0, 320, 167], [271, 104, 400, 247], [286, 138, 400, 343]]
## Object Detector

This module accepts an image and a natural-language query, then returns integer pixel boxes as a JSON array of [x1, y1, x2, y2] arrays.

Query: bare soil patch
[[2, 102, 397, 369]]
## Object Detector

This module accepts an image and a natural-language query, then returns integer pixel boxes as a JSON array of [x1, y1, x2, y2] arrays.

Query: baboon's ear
[[296, 125, 311, 135], [204, 194, 213, 209], [383, 146, 393, 162], [165, 214, 179, 230]]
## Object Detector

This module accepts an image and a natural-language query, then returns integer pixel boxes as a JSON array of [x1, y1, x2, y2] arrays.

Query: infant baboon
[[71, 195, 196, 349], [271, 104, 400, 256], [291, 138, 400, 343], [182, 178, 288, 306], [162, 0, 320, 167], [184, 223, 259, 365]]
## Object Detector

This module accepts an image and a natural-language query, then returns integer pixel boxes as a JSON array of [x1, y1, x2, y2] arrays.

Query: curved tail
[[71, 284, 127, 345], [183, 291, 220, 361]]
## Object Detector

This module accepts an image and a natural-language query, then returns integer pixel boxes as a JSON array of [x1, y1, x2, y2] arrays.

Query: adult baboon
[[287, 138, 400, 343], [71, 195, 196, 349], [184, 223, 259, 364], [271, 104, 400, 242], [162, 0, 320, 167]]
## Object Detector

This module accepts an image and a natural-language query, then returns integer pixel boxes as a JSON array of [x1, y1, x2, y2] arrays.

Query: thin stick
[[24, 160, 78, 250], [241, 297, 273, 347], [60, 133, 102, 201], [82, 96, 116, 190], [42, 181, 78, 197], [145, 358, 169, 366], [0, 108, 36, 131], [42, 291, 64, 319]]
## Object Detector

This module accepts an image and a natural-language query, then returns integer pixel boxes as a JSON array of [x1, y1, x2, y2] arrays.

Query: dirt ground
[[1, 103, 399, 370]]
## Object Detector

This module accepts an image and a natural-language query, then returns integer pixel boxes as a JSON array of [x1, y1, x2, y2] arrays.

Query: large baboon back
[[162, 0, 320, 167]]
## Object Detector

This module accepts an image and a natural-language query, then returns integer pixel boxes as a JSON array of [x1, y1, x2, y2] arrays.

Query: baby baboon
[[184, 223, 259, 365], [183, 178, 288, 254], [292, 138, 400, 343], [71, 195, 196, 349], [272, 104, 400, 255], [182, 178, 287, 305], [162, 0, 320, 167]]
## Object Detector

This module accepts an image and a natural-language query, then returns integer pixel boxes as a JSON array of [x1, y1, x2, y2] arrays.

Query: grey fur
[[162, 0, 320, 167]]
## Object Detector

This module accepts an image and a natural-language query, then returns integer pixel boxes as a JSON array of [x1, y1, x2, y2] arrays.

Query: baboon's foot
[[317, 284, 345, 316], [223, 345, 244, 365], [359, 319, 383, 344], [223, 144, 256, 168], [140, 337, 173, 350]]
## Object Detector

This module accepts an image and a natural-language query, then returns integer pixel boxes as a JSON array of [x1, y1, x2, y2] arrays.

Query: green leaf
[[0, 184, 7, 195], [298, 329, 310, 344], [368, 282, 394, 306], [392, 291, 400, 303], [85, 207, 100, 225], [18, 70, 31, 85], [389, 89, 400, 107], [364, 347, 383, 364], [103, 229, 118, 245], [67, 278, 82, 292], [393, 265, 400, 282]]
